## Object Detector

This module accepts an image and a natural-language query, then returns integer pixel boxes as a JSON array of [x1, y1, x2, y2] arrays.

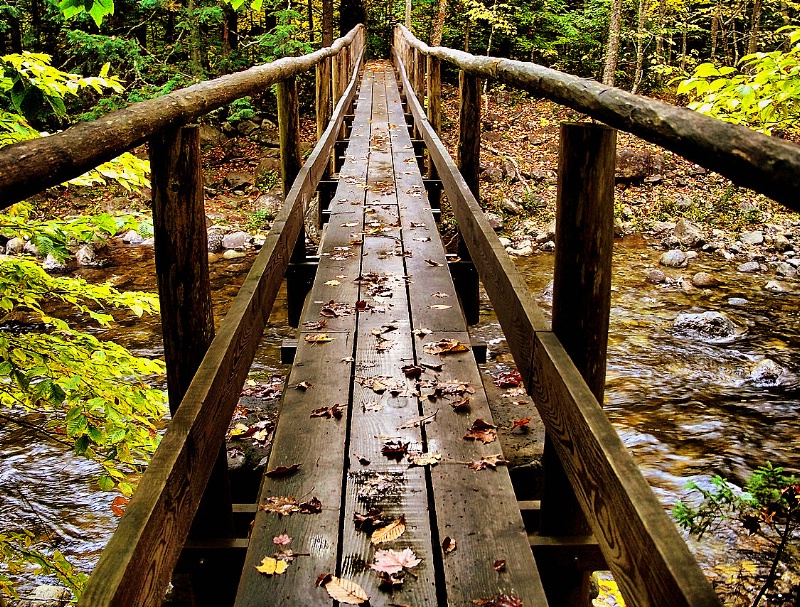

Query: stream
[[1, 234, 798, 600]]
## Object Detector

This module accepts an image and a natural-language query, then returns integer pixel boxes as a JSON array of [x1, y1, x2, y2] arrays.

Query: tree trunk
[[307, 0, 314, 42], [222, 5, 239, 55], [430, 0, 447, 46], [655, 0, 666, 61], [464, 19, 470, 52], [680, 15, 688, 72], [711, 11, 719, 59], [602, 0, 623, 86], [405, 0, 411, 28], [631, 0, 648, 94], [187, 0, 202, 77], [339, 0, 364, 39], [7, 10, 22, 53], [322, 0, 333, 45], [747, 0, 762, 55]]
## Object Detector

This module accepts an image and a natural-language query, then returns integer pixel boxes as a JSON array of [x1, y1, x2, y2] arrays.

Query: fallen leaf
[[298, 496, 323, 514], [320, 301, 352, 317], [356, 454, 371, 465], [472, 595, 523, 607], [295, 381, 313, 391], [342, 221, 359, 227], [494, 370, 522, 388], [311, 404, 344, 419], [450, 396, 471, 412], [432, 291, 450, 298], [376, 571, 405, 589], [381, 440, 409, 458], [230, 422, 257, 439], [318, 575, 370, 604], [273, 532, 292, 546], [355, 300, 370, 312], [305, 333, 334, 344], [425, 259, 444, 267], [371, 515, 406, 544], [510, 418, 532, 430], [429, 304, 452, 310], [370, 548, 422, 575], [463, 419, 498, 444], [342, 356, 355, 363], [325, 279, 341, 286], [260, 496, 300, 516], [423, 339, 470, 355], [442, 536, 457, 554], [413, 236, 431, 242], [255, 556, 289, 576], [414, 328, 432, 338], [303, 320, 327, 330], [408, 451, 442, 466], [265, 464, 301, 478], [493, 560, 506, 572], [467, 454, 509, 471], [354, 508, 388, 532], [422, 362, 442, 372], [110, 496, 128, 517], [401, 364, 424, 377], [398, 409, 438, 429]]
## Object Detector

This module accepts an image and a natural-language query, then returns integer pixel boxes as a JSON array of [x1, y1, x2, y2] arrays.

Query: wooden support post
[[151, 125, 235, 605], [457, 70, 481, 203], [278, 77, 310, 327], [426, 54, 442, 208], [536, 122, 616, 607], [316, 57, 332, 143]]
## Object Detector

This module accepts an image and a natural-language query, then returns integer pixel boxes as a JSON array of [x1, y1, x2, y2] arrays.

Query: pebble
[[498, 237, 513, 247], [692, 272, 719, 288], [750, 358, 786, 385], [645, 269, 666, 284], [223, 249, 247, 260], [122, 229, 144, 245], [674, 218, 703, 248], [540, 240, 555, 252], [17, 585, 71, 607], [737, 261, 760, 273], [5, 236, 25, 255], [728, 297, 749, 306], [764, 280, 787, 292], [75, 245, 96, 266], [42, 254, 66, 272], [740, 230, 764, 245], [773, 261, 796, 277], [659, 250, 687, 268], [222, 231, 251, 250]]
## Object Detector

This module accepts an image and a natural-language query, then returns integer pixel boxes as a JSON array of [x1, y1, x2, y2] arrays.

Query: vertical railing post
[[535, 122, 616, 607], [426, 55, 441, 135], [151, 124, 234, 603], [453, 70, 481, 324], [316, 57, 332, 142], [278, 77, 310, 327]]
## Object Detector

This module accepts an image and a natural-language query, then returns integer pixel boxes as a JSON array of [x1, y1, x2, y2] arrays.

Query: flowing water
[[1, 235, 798, 598]]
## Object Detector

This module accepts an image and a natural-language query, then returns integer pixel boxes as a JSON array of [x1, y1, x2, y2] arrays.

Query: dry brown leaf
[[408, 451, 442, 466], [423, 339, 470, 355], [467, 454, 509, 471], [401, 364, 424, 377], [371, 515, 406, 544], [510, 418, 532, 430], [442, 536, 457, 554], [294, 381, 313, 391], [318, 575, 370, 604], [463, 419, 498, 444], [413, 328, 432, 338], [310, 404, 344, 419], [432, 291, 450, 298], [493, 559, 507, 572], [424, 258, 444, 267], [265, 463, 301, 477], [298, 496, 323, 514], [305, 333, 334, 344], [381, 440, 409, 458], [472, 595, 523, 607], [451, 396, 471, 412], [260, 496, 299, 517], [353, 508, 387, 532]]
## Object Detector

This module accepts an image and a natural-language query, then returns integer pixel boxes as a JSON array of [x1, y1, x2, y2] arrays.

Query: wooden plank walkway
[[235, 62, 547, 607]]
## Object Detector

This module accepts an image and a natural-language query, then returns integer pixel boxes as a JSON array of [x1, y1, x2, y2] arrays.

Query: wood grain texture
[[278, 77, 303, 200], [457, 71, 481, 202], [395, 25, 800, 211], [77, 42, 365, 607], [0, 25, 364, 206]]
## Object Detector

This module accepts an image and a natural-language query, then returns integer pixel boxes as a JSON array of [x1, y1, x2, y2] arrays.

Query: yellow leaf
[[322, 576, 369, 604], [305, 334, 334, 344], [429, 305, 452, 310], [371, 515, 406, 544], [230, 423, 250, 437], [325, 280, 341, 286], [255, 556, 289, 576]]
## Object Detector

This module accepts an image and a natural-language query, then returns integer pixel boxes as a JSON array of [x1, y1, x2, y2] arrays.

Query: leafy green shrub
[[227, 96, 255, 123]]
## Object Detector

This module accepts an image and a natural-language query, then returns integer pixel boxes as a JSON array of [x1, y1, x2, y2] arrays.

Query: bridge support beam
[[536, 122, 616, 607]]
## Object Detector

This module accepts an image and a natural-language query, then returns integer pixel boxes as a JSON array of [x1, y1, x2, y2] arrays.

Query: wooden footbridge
[[3, 22, 800, 607]]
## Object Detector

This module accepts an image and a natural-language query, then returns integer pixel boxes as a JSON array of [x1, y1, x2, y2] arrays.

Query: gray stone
[[255, 157, 281, 185], [480, 167, 504, 183], [42, 254, 67, 273], [18, 585, 71, 607], [728, 297, 748, 306], [261, 118, 278, 130], [738, 200, 759, 213], [485, 212, 503, 231], [498, 237, 513, 247], [223, 249, 247, 260], [645, 269, 666, 284], [501, 198, 522, 215], [502, 160, 517, 180], [773, 261, 796, 277], [692, 272, 720, 288], [651, 221, 676, 233], [222, 231, 251, 250], [224, 171, 253, 190], [24, 240, 40, 256], [254, 193, 283, 217], [673, 311, 739, 342], [685, 250, 698, 260], [674, 218, 704, 248], [659, 250, 687, 268], [786, 258, 800, 268], [207, 229, 225, 252], [764, 280, 788, 292], [545, 220, 556, 241], [773, 233, 792, 252], [5, 236, 25, 255], [75, 245, 97, 267], [122, 229, 144, 245], [540, 240, 556, 252], [615, 147, 652, 181], [675, 196, 693, 210], [510, 243, 533, 256], [237, 119, 260, 136], [737, 261, 760, 273], [749, 359, 786, 385], [199, 124, 226, 147], [740, 230, 764, 245]]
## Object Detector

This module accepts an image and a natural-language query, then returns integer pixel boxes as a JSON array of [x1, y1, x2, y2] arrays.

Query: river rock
[[509, 242, 534, 256], [5, 236, 25, 255], [24, 240, 40, 256], [255, 192, 283, 217], [645, 269, 666, 284], [728, 297, 749, 306], [773, 261, 796, 277], [615, 147, 651, 181], [199, 124, 226, 147], [485, 212, 503, 231], [237, 119, 260, 136], [223, 249, 247, 260], [481, 167, 504, 183], [121, 230, 143, 245], [222, 231, 251, 250], [673, 311, 739, 342], [737, 261, 760, 273], [764, 280, 788, 292], [740, 230, 764, 245], [773, 233, 791, 252], [498, 237, 513, 247], [674, 218, 704, 248], [692, 272, 719, 287], [659, 250, 687, 268], [501, 198, 522, 215], [42, 254, 66, 272], [224, 171, 253, 190], [18, 585, 71, 607], [207, 229, 225, 252], [76, 244, 97, 266], [750, 358, 786, 385], [540, 240, 556, 252], [255, 157, 281, 185], [651, 221, 676, 233]]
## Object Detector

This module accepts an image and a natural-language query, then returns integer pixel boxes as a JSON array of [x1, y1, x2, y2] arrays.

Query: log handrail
[[396, 24, 800, 212], [393, 36, 722, 607], [0, 25, 364, 207], [75, 31, 365, 607]]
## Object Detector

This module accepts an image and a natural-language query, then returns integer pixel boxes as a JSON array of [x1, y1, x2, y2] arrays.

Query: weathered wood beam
[[0, 24, 364, 207], [395, 24, 800, 211]]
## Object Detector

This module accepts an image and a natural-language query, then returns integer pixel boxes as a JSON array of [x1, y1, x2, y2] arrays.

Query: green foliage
[[58, 0, 114, 27], [0, 531, 87, 600], [245, 208, 274, 232], [227, 96, 255, 123], [256, 9, 314, 61], [677, 27, 800, 134]]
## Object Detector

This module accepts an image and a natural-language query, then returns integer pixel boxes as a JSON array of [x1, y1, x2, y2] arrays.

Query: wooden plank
[[77, 40, 366, 607], [394, 25, 800, 212], [0, 25, 365, 207], [415, 331, 548, 607], [532, 331, 721, 607], [393, 47, 547, 383]]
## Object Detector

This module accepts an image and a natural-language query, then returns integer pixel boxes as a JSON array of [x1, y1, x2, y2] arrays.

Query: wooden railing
[[392, 23, 776, 607], [0, 26, 364, 607]]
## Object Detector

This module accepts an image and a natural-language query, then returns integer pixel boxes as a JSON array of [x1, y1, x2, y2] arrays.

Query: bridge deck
[[234, 63, 546, 607]]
